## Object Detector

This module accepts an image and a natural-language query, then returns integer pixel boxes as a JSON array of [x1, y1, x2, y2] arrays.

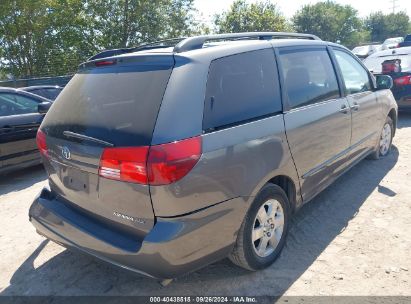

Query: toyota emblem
[[62, 146, 71, 160]]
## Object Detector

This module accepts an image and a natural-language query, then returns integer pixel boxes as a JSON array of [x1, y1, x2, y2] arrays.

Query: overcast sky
[[194, 0, 411, 24]]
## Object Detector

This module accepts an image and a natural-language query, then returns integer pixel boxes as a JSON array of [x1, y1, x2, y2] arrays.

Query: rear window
[[364, 55, 411, 74], [203, 49, 282, 131], [33, 88, 62, 100], [42, 59, 173, 146]]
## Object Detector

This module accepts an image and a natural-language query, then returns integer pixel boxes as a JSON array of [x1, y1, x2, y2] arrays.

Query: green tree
[[365, 11, 410, 42], [0, 0, 96, 78], [214, 0, 288, 33], [0, 0, 196, 79], [0, 69, 7, 80], [292, 1, 363, 47], [87, 0, 196, 49]]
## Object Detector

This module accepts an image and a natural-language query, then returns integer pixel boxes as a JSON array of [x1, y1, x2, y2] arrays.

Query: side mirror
[[376, 75, 393, 90], [38, 101, 52, 114]]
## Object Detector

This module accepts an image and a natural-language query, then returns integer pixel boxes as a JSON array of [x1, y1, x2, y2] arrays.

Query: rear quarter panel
[[150, 115, 301, 217]]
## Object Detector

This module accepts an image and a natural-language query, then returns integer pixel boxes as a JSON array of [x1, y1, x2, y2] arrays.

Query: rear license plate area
[[60, 166, 90, 193]]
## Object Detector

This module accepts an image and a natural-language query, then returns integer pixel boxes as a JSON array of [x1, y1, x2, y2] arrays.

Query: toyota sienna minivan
[[29, 32, 398, 280]]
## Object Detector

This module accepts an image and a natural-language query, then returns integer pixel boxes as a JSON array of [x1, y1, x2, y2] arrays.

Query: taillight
[[36, 129, 48, 156], [394, 75, 411, 86], [95, 59, 117, 67], [382, 60, 401, 73], [147, 136, 202, 185], [99, 146, 149, 184], [98, 136, 202, 185]]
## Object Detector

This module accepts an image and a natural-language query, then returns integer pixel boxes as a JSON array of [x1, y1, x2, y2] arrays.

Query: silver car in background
[[352, 44, 381, 59]]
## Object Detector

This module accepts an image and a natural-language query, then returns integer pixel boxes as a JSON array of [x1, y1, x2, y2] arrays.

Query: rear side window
[[30, 88, 60, 100], [42, 60, 173, 147], [279, 48, 340, 109], [29, 89, 44, 96], [203, 49, 282, 131], [45, 88, 62, 100]]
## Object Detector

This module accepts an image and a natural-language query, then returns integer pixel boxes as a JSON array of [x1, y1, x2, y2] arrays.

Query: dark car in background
[[364, 47, 411, 110], [19, 85, 63, 101], [0, 87, 52, 174], [399, 34, 411, 48], [29, 32, 397, 280]]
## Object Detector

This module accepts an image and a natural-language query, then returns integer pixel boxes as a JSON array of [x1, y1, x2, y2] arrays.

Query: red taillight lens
[[98, 136, 202, 185], [383, 63, 398, 73], [99, 146, 149, 184], [95, 59, 116, 67], [382, 59, 401, 74], [147, 136, 202, 185], [394, 75, 411, 86], [36, 129, 48, 156]]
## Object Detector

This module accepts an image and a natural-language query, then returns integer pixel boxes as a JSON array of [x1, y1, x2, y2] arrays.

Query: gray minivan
[[29, 32, 398, 280]]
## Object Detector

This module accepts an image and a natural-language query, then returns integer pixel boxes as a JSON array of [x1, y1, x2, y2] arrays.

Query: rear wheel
[[229, 184, 290, 271], [369, 116, 393, 160]]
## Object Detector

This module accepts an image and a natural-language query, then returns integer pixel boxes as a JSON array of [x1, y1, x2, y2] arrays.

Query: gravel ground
[[0, 113, 410, 297]]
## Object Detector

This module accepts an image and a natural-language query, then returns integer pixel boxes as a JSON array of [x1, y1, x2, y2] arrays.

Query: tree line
[[215, 1, 411, 47], [1, 0, 410, 79]]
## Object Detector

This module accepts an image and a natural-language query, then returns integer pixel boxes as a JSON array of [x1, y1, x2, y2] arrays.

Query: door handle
[[1, 125, 15, 133], [350, 102, 360, 111], [339, 104, 349, 114]]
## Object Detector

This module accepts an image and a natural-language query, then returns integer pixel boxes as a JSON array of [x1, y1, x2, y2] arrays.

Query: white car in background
[[381, 37, 404, 50], [352, 44, 382, 59]]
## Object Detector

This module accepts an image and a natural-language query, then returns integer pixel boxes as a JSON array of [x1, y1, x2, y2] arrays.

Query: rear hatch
[[40, 54, 174, 239]]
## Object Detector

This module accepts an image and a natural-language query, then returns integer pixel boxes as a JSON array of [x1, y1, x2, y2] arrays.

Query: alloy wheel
[[252, 199, 285, 258], [379, 123, 392, 156]]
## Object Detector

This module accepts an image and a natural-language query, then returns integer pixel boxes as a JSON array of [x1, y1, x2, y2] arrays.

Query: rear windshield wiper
[[63, 131, 114, 147]]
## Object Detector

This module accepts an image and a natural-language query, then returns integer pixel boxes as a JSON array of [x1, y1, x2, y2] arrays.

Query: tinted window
[[28, 89, 44, 96], [28, 88, 61, 100], [42, 62, 173, 147], [203, 49, 282, 131], [0, 93, 39, 116], [279, 48, 340, 109], [45, 88, 62, 100], [334, 50, 372, 94]]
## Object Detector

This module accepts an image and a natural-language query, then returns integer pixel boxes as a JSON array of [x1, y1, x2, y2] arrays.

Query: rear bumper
[[29, 188, 247, 279], [392, 86, 411, 109], [397, 96, 411, 109]]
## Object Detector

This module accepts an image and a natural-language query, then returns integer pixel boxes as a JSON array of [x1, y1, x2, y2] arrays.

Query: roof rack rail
[[173, 32, 321, 53], [88, 37, 187, 61]]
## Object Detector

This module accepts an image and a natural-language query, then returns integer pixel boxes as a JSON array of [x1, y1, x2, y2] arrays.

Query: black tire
[[229, 184, 291, 271], [368, 116, 393, 160]]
